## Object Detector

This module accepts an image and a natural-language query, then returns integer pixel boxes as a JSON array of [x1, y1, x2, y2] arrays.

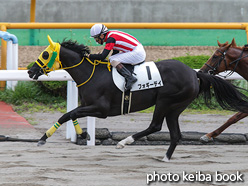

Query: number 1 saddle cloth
[[112, 61, 164, 92]]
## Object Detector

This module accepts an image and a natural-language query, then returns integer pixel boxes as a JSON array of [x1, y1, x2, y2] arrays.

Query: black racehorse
[[28, 36, 248, 161]]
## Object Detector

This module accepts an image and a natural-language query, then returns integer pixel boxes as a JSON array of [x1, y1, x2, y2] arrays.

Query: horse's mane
[[232, 44, 247, 51], [232, 45, 243, 50], [60, 39, 91, 58]]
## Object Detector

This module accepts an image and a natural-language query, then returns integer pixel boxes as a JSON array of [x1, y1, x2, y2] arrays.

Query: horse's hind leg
[[163, 112, 182, 161], [116, 104, 165, 149], [200, 112, 248, 143]]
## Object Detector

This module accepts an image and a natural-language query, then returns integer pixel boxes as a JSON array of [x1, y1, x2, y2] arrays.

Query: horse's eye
[[42, 51, 49, 60], [212, 55, 218, 59]]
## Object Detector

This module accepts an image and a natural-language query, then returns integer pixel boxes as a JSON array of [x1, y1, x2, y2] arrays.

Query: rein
[[45, 58, 85, 72], [205, 47, 248, 78], [76, 58, 111, 87], [40, 57, 111, 88]]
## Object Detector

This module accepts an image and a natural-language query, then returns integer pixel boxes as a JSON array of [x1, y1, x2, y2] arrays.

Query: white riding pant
[[109, 44, 146, 66]]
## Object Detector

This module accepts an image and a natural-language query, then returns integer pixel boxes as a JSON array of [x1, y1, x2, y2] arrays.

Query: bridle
[[37, 56, 111, 88], [204, 49, 228, 76], [204, 46, 248, 78]]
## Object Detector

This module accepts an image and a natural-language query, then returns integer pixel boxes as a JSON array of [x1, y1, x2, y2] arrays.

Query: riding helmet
[[90, 24, 108, 38]]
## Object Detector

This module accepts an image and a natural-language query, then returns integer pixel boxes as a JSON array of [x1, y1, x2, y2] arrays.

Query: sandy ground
[[0, 143, 247, 186], [1, 111, 248, 186]]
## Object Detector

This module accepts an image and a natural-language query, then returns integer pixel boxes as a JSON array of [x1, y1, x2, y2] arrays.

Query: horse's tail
[[196, 72, 248, 113]]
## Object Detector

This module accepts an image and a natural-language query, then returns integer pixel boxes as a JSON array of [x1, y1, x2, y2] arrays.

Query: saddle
[[112, 61, 163, 114]]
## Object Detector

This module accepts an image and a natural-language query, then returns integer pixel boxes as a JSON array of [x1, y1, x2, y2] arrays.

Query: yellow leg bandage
[[46, 122, 61, 137], [73, 120, 83, 135]]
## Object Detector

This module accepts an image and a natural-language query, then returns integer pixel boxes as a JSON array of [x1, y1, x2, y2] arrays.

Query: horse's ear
[[231, 38, 237, 47], [47, 35, 56, 49], [217, 40, 228, 47], [217, 40, 221, 46], [227, 43, 232, 49]]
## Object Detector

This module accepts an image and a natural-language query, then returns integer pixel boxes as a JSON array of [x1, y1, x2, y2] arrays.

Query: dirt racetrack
[[14, 46, 217, 68], [1, 112, 248, 186], [0, 142, 247, 186]]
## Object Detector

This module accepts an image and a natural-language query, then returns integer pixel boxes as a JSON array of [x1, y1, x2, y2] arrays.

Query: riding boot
[[116, 63, 137, 90]]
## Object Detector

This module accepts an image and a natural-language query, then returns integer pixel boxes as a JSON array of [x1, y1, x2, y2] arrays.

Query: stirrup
[[125, 77, 137, 90]]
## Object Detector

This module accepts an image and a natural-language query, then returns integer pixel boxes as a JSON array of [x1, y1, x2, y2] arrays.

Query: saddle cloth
[[112, 61, 163, 92]]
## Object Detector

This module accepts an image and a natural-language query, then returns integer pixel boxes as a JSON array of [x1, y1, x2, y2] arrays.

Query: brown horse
[[199, 38, 248, 142]]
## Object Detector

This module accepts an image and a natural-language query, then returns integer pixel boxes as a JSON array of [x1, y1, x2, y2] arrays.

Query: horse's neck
[[60, 48, 90, 85], [229, 48, 248, 81], [235, 63, 248, 81]]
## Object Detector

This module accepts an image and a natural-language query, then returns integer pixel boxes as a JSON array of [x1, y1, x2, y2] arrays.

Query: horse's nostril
[[28, 70, 32, 75]]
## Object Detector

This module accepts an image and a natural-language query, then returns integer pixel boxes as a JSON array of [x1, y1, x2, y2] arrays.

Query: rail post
[[30, 0, 36, 22], [66, 81, 78, 142], [0, 25, 7, 89], [246, 26, 248, 43]]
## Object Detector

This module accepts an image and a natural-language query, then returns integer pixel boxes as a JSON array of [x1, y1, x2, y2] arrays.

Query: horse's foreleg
[[200, 112, 248, 143], [70, 115, 91, 144], [59, 110, 88, 137], [37, 121, 62, 146], [37, 107, 90, 146], [37, 111, 72, 146]]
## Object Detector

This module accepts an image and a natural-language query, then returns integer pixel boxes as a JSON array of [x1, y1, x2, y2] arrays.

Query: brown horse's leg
[[201, 112, 248, 142]]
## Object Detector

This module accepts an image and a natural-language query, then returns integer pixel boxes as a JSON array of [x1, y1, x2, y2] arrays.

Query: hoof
[[162, 155, 170, 162], [200, 135, 213, 143], [37, 140, 46, 146], [76, 135, 86, 145], [116, 142, 125, 149], [76, 138, 86, 145], [76, 132, 91, 145], [81, 132, 90, 141]]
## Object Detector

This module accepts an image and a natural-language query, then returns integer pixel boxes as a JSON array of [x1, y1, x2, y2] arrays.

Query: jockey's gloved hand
[[88, 54, 96, 61], [83, 53, 90, 58]]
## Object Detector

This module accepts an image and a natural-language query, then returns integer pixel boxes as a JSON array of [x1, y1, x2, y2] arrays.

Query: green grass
[[0, 81, 65, 104], [0, 81, 66, 114], [12, 102, 66, 114], [140, 106, 238, 116], [172, 55, 210, 69], [183, 109, 237, 115]]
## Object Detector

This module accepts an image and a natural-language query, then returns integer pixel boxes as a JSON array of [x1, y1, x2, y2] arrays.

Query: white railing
[[0, 31, 18, 90], [0, 70, 96, 145], [195, 69, 244, 80]]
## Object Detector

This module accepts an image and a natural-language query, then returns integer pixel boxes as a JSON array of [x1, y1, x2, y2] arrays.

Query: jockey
[[88, 23, 146, 90]]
